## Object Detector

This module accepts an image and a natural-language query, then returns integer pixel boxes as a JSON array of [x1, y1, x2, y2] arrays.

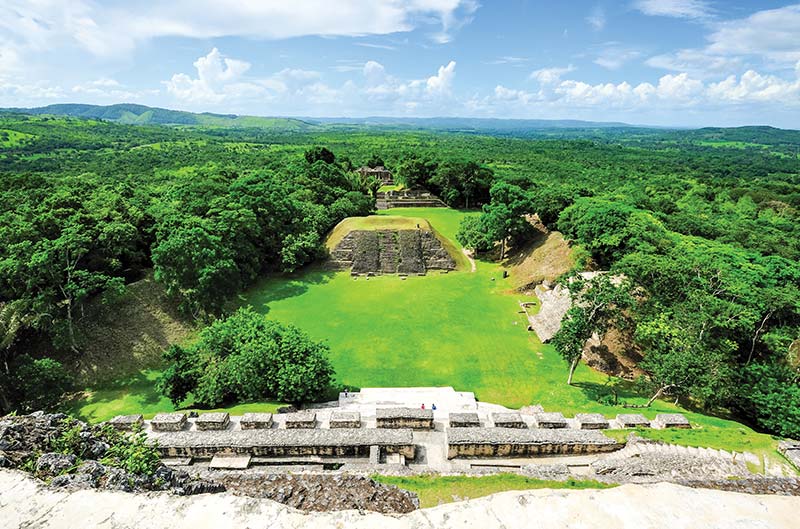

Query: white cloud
[[0, 0, 477, 60], [486, 56, 529, 66], [646, 48, 743, 77], [530, 65, 576, 84], [586, 6, 607, 30], [707, 70, 800, 103], [426, 61, 456, 95], [705, 4, 800, 65], [593, 44, 643, 70], [165, 48, 264, 104], [647, 4, 800, 77], [633, 0, 712, 19]]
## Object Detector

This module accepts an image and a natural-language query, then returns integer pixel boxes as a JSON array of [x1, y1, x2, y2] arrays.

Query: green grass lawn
[[373, 474, 615, 508], [67, 369, 283, 423]]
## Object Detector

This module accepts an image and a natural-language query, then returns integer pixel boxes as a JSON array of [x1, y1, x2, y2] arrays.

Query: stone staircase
[[421, 231, 456, 270], [592, 439, 762, 481], [378, 231, 399, 274], [376, 189, 447, 210]]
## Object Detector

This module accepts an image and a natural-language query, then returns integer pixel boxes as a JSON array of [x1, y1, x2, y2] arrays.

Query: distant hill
[[306, 116, 646, 132], [0, 103, 318, 131]]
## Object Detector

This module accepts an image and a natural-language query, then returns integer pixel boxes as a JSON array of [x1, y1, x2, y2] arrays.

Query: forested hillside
[[0, 113, 798, 438]]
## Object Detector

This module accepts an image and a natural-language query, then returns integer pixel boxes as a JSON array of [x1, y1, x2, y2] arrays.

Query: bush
[[12, 355, 73, 412], [158, 307, 334, 407]]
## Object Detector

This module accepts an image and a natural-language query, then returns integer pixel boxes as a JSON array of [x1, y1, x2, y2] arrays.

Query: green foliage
[[100, 424, 161, 476], [8, 355, 73, 412], [395, 157, 437, 189], [551, 274, 633, 384], [734, 363, 800, 438], [456, 216, 493, 252], [158, 307, 334, 407], [304, 146, 336, 165]]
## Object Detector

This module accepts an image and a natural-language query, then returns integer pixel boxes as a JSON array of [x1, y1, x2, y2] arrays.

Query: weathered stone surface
[[616, 414, 650, 428], [151, 413, 187, 431], [36, 453, 77, 476], [491, 413, 527, 429], [332, 229, 455, 275], [446, 427, 621, 458], [532, 412, 567, 429], [240, 413, 273, 430], [329, 411, 361, 429], [449, 412, 480, 428], [652, 414, 691, 429], [108, 414, 144, 431], [5, 470, 797, 528], [284, 411, 317, 429], [778, 441, 800, 471], [150, 428, 415, 459], [575, 413, 610, 430], [195, 412, 230, 431], [377, 408, 434, 430]]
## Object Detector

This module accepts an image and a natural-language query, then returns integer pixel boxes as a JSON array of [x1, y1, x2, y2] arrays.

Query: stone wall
[[151, 428, 415, 460], [446, 427, 622, 459]]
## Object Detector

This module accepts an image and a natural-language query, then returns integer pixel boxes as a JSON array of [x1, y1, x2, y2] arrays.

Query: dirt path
[[462, 249, 476, 272]]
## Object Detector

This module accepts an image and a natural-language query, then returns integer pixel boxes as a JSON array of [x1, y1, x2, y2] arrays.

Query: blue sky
[[1, 1, 799, 127]]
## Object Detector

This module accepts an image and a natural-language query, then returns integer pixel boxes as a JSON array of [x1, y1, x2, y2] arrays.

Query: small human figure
[[432, 403, 437, 411], [421, 403, 425, 410], [343, 388, 349, 398]]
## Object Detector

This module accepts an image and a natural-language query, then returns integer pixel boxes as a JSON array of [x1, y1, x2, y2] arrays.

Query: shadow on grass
[[241, 266, 337, 314]]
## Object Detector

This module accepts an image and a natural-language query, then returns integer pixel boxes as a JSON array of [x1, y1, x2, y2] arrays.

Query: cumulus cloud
[[426, 61, 456, 95], [487, 68, 799, 115], [165, 48, 263, 104], [633, 0, 712, 19]]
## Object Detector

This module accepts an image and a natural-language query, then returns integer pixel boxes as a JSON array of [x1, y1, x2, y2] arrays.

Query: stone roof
[[654, 414, 690, 426], [151, 413, 186, 424], [241, 413, 273, 422], [533, 412, 567, 424], [150, 428, 413, 448], [109, 414, 143, 425], [616, 414, 650, 426], [196, 412, 229, 423], [330, 411, 361, 422], [491, 413, 525, 424], [376, 408, 433, 420], [449, 413, 480, 424], [575, 413, 609, 425], [284, 411, 316, 423], [447, 427, 619, 447]]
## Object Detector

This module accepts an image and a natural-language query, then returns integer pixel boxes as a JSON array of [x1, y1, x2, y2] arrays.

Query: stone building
[[357, 166, 393, 185]]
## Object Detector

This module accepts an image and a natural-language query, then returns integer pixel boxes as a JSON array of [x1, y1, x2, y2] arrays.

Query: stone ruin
[[329, 229, 456, 275]]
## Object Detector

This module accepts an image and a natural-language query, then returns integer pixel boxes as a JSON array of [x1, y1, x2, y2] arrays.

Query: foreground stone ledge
[[149, 427, 415, 459], [446, 427, 622, 459], [2, 470, 798, 529]]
